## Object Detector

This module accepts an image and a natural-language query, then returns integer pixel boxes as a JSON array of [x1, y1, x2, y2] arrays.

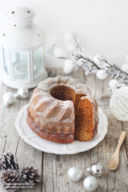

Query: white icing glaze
[[28, 76, 94, 134], [34, 96, 52, 111], [38, 76, 91, 96], [80, 95, 93, 102]]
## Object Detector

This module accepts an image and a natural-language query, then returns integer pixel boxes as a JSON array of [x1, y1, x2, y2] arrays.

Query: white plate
[[15, 105, 108, 155]]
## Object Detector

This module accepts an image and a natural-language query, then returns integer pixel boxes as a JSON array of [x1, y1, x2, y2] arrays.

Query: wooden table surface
[[0, 68, 128, 192]]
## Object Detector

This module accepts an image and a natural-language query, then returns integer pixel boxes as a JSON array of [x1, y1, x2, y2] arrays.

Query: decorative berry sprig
[[0, 152, 40, 192], [47, 33, 128, 91]]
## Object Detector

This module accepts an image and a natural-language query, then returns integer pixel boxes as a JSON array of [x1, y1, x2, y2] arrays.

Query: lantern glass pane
[[2, 48, 8, 74], [10, 51, 28, 80], [33, 47, 43, 79]]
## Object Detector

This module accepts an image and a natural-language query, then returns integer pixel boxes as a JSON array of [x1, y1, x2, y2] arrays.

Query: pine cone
[[20, 166, 40, 185], [1, 170, 20, 192], [0, 152, 19, 171]]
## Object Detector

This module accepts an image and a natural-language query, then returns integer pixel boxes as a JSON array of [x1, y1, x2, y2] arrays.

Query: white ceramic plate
[[15, 105, 108, 155]]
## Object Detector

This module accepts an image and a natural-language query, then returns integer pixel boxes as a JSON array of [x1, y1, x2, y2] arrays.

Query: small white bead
[[96, 70, 107, 80], [63, 60, 74, 74], [3, 92, 16, 106], [93, 55, 103, 65], [67, 167, 83, 182], [109, 79, 118, 91], [54, 48, 65, 58], [121, 64, 128, 73], [83, 176, 99, 192], [16, 88, 29, 99], [64, 33, 74, 42]]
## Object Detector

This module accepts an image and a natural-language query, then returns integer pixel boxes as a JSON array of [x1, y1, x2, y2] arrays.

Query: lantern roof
[[0, 7, 45, 51]]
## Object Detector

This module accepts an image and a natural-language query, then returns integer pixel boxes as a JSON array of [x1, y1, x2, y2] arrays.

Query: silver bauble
[[87, 163, 103, 177]]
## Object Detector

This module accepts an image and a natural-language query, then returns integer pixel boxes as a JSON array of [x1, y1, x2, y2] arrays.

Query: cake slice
[[75, 96, 98, 141]]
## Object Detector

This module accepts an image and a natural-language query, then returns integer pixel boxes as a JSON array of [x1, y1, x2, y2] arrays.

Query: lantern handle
[[9, 7, 35, 28]]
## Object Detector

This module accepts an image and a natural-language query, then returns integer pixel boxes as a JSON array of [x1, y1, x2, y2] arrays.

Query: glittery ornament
[[110, 86, 128, 121], [87, 163, 103, 177]]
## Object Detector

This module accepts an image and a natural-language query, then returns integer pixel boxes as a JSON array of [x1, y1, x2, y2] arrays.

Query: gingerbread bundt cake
[[27, 76, 98, 143]]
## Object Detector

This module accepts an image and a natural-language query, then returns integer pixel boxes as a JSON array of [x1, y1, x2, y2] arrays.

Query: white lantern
[[0, 7, 47, 89]]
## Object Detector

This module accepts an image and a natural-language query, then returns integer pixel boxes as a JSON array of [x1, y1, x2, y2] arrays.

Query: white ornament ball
[[3, 92, 16, 106], [67, 43, 75, 52], [93, 55, 103, 65], [67, 167, 83, 182], [109, 79, 119, 91], [64, 33, 74, 42], [110, 86, 128, 121], [121, 64, 128, 73], [16, 88, 29, 99], [96, 70, 107, 80], [54, 48, 65, 58], [63, 60, 74, 74], [83, 176, 99, 192]]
